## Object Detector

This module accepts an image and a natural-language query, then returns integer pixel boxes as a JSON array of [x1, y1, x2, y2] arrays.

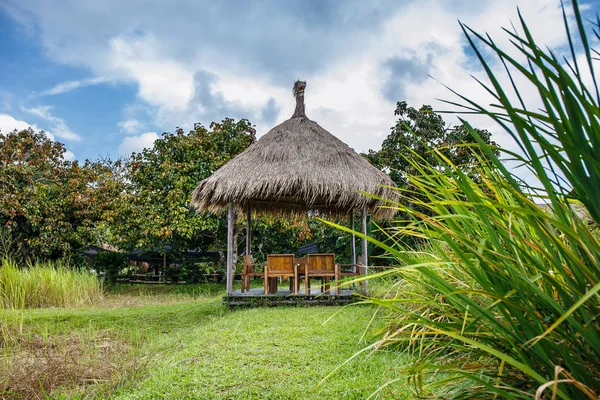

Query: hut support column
[[226, 202, 234, 295], [246, 205, 251, 256], [350, 209, 356, 266], [361, 204, 368, 293]]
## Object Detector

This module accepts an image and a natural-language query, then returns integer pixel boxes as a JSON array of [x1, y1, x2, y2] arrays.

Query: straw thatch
[[191, 81, 397, 219]]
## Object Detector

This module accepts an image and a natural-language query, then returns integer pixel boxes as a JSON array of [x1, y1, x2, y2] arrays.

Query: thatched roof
[[191, 81, 397, 219]]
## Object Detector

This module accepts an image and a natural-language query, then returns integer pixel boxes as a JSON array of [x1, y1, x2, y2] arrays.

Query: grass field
[[1, 284, 409, 399]]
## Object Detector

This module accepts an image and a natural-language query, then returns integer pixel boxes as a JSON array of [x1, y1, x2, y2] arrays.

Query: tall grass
[[334, 158, 599, 398], [0, 259, 103, 309], [325, 2, 600, 398]]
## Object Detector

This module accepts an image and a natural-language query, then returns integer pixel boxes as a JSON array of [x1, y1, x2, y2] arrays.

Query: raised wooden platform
[[223, 288, 359, 307]]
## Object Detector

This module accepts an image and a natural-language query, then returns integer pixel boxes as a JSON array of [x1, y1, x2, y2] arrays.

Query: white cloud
[[63, 149, 76, 161], [32, 76, 111, 98], [0, 113, 76, 160], [106, 34, 194, 112], [0, 113, 52, 139], [22, 105, 81, 141], [2, 0, 592, 176], [99, 0, 576, 158], [118, 131, 159, 155], [117, 118, 143, 134]]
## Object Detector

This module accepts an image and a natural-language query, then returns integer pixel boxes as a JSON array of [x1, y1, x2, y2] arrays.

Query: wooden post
[[246, 205, 251, 256], [350, 209, 356, 266], [226, 202, 234, 295], [163, 253, 167, 283], [361, 204, 368, 293]]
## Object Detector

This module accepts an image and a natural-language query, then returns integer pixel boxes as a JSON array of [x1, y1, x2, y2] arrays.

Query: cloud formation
[[381, 52, 435, 102], [0, 113, 76, 160], [0, 113, 48, 138], [32, 76, 110, 98], [1, 0, 591, 163], [118, 131, 159, 156], [118, 118, 143, 134], [22, 106, 81, 141]]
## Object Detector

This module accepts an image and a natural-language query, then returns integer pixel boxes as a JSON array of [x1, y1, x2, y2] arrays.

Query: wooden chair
[[335, 255, 364, 294], [265, 254, 297, 295], [293, 256, 308, 293], [305, 253, 338, 295], [241, 255, 265, 293]]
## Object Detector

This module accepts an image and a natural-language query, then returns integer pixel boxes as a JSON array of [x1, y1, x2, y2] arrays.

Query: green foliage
[[0, 227, 21, 262], [365, 102, 498, 188], [114, 118, 256, 254], [329, 2, 600, 398], [364, 104, 500, 253], [0, 129, 125, 260], [0, 259, 103, 309], [333, 158, 599, 398], [248, 216, 355, 264], [179, 261, 223, 283], [91, 251, 128, 284], [179, 262, 203, 283], [163, 262, 221, 283], [250, 216, 310, 260]]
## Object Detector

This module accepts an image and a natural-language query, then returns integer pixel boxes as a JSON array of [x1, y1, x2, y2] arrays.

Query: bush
[[92, 251, 128, 284], [180, 262, 205, 283], [164, 264, 182, 283]]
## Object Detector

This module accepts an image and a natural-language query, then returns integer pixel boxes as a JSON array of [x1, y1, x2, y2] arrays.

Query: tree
[[113, 118, 256, 257], [364, 102, 499, 252], [366, 101, 498, 187], [0, 129, 124, 260]]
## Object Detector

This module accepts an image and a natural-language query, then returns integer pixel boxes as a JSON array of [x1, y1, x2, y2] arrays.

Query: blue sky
[[0, 0, 598, 162]]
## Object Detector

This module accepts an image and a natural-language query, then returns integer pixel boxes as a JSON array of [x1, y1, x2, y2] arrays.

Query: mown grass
[[1, 283, 410, 399]]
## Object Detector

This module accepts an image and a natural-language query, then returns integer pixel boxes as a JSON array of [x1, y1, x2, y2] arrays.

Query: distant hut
[[192, 81, 397, 294]]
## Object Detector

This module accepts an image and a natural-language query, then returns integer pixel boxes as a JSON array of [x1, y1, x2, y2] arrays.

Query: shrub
[[180, 262, 206, 283], [164, 264, 182, 283], [92, 251, 129, 284]]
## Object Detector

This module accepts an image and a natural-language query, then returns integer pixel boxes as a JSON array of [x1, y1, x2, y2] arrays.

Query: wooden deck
[[223, 288, 359, 307]]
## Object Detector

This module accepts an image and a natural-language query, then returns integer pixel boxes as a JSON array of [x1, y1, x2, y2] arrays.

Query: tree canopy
[[0, 129, 124, 260], [112, 118, 257, 255], [366, 101, 498, 187]]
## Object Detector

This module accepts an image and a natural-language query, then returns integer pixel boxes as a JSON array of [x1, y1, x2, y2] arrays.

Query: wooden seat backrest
[[307, 253, 336, 272], [294, 257, 308, 271], [267, 254, 294, 272]]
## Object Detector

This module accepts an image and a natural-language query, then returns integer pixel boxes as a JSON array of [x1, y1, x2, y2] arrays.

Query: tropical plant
[[326, 2, 600, 398]]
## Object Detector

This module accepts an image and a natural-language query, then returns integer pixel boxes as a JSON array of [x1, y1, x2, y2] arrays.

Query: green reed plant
[[327, 155, 599, 398], [323, 2, 600, 398], [0, 259, 103, 309]]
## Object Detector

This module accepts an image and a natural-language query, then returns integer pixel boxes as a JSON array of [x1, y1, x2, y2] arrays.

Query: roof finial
[[292, 80, 306, 118]]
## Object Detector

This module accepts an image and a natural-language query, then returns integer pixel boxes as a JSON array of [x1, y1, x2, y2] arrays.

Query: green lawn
[[2, 284, 409, 399]]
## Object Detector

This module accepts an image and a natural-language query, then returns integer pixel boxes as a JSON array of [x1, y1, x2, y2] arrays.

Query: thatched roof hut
[[192, 81, 397, 219]]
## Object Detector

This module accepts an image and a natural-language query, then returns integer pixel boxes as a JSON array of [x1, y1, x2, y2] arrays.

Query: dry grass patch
[[1, 326, 139, 399]]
